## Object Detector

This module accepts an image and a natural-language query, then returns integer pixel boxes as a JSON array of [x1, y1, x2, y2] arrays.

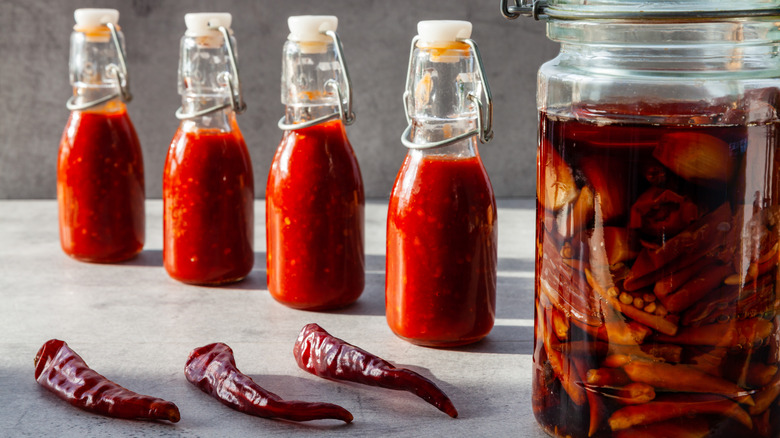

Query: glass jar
[[58, 9, 144, 263], [503, 1, 780, 436], [266, 16, 365, 310], [163, 13, 254, 285], [385, 21, 497, 347]]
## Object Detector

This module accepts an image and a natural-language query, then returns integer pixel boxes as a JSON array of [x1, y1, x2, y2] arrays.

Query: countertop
[[0, 199, 547, 437]]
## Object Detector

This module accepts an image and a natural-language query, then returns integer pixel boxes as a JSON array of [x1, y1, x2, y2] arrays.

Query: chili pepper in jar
[[184, 342, 353, 423], [34, 339, 180, 422], [293, 323, 458, 418]]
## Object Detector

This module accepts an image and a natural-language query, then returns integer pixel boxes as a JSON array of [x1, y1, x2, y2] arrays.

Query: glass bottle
[[163, 13, 254, 285], [386, 21, 497, 347], [58, 8, 144, 263], [266, 16, 365, 310], [502, 1, 780, 437]]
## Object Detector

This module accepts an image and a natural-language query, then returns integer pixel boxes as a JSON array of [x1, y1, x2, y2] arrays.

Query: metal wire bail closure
[[175, 26, 246, 120], [66, 22, 133, 111], [500, 0, 547, 20], [401, 36, 494, 150], [278, 29, 355, 131]]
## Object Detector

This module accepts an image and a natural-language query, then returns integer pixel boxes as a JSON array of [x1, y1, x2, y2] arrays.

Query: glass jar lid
[[502, 0, 780, 20]]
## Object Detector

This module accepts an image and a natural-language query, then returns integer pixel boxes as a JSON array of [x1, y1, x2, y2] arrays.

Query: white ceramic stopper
[[185, 13, 232, 36], [287, 15, 338, 43], [74, 8, 119, 28], [417, 20, 472, 44]]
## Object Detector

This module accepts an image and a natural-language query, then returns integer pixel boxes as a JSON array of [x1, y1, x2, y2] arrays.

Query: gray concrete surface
[[0, 199, 545, 437], [0, 0, 556, 199]]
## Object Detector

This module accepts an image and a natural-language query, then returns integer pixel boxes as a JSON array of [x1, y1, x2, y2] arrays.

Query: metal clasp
[[176, 26, 246, 120], [66, 22, 132, 111], [278, 30, 355, 131], [401, 36, 494, 150], [500, 0, 547, 21]]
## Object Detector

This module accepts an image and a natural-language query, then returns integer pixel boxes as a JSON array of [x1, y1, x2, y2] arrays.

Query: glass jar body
[[534, 17, 780, 438]]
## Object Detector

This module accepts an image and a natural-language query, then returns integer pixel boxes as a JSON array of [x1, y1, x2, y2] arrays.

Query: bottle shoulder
[[268, 120, 363, 192], [392, 151, 493, 203], [62, 106, 139, 147], [277, 120, 354, 154]]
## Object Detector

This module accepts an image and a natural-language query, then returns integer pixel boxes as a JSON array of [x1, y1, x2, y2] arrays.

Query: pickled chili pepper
[[293, 323, 458, 418], [184, 343, 353, 423], [621, 360, 754, 405], [614, 417, 710, 438], [607, 394, 753, 431], [34, 339, 180, 422]]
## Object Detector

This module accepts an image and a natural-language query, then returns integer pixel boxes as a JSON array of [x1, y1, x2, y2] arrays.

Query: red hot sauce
[[266, 120, 365, 309], [163, 126, 254, 285], [58, 105, 145, 263], [386, 153, 497, 347]]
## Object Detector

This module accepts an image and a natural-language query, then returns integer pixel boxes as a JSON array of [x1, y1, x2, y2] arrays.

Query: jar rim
[[510, 0, 780, 20]]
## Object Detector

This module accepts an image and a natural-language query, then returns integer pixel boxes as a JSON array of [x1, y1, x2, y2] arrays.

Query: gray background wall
[[0, 0, 558, 199]]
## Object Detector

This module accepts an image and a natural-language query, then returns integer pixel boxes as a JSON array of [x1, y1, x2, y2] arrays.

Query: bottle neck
[[407, 42, 481, 156], [177, 32, 239, 132], [70, 87, 125, 114], [179, 96, 235, 132], [69, 27, 127, 113], [409, 136, 478, 160], [284, 104, 339, 125], [281, 40, 345, 116]]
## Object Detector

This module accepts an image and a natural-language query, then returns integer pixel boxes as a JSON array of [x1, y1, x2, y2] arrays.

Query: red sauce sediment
[[57, 106, 145, 263], [266, 119, 365, 310], [163, 126, 254, 285], [386, 153, 497, 347]]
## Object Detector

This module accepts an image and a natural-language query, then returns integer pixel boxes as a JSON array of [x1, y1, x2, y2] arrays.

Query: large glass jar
[[504, 1, 780, 437]]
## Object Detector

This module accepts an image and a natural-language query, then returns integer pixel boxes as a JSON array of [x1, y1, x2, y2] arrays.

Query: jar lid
[[502, 0, 780, 20]]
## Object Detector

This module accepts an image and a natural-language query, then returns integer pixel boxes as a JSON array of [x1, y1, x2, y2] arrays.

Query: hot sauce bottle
[[58, 9, 144, 263], [267, 16, 365, 310], [163, 13, 254, 285], [386, 21, 497, 347]]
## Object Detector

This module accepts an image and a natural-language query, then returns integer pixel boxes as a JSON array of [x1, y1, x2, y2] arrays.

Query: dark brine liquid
[[534, 112, 780, 438]]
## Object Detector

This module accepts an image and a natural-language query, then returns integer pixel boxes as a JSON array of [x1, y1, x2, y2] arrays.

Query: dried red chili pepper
[[293, 323, 459, 418], [184, 342, 353, 423], [34, 339, 180, 422]]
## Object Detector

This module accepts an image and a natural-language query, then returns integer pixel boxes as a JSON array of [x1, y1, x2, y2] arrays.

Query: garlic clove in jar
[[538, 147, 578, 212], [653, 132, 735, 187]]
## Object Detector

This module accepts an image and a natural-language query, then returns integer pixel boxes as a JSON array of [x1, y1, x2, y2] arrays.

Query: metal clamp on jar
[[502, 1, 780, 437]]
